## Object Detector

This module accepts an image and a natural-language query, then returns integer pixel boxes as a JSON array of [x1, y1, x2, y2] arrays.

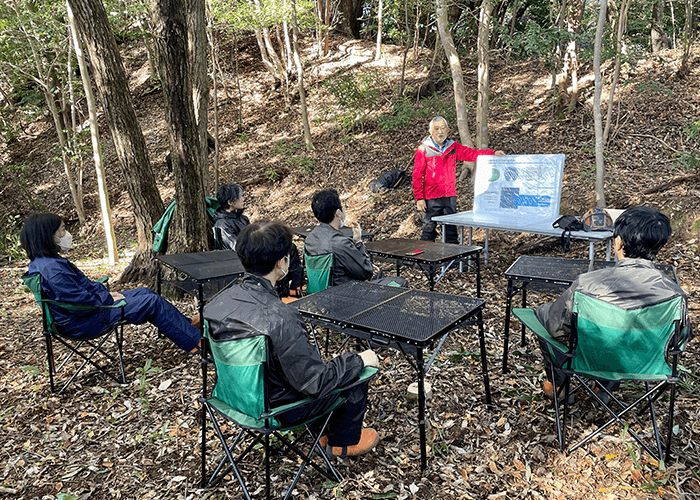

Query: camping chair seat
[[23, 273, 128, 394], [303, 251, 333, 294], [200, 324, 377, 499], [513, 291, 689, 463]]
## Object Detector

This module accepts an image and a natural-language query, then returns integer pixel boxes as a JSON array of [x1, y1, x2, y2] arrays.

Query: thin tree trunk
[[436, 0, 476, 181], [593, 0, 607, 208], [603, 0, 631, 144], [207, 1, 220, 191], [290, 0, 314, 149], [375, 0, 383, 60], [68, 0, 164, 283], [67, 1, 118, 264], [476, 0, 493, 149]]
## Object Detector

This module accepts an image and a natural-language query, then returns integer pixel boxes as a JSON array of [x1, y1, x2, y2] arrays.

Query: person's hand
[[359, 349, 379, 368], [416, 199, 426, 212], [110, 292, 125, 301], [372, 264, 380, 275], [350, 221, 363, 243], [494, 150, 506, 157]]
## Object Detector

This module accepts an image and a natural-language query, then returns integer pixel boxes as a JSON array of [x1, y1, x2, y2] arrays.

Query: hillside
[[0, 34, 698, 499]]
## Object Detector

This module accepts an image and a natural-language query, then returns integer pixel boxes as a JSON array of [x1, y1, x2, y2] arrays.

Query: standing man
[[413, 116, 505, 243]]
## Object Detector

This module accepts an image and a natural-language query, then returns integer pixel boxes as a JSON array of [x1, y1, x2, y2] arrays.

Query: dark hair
[[613, 206, 671, 260], [20, 213, 63, 261], [311, 189, 342, 224], [236, 220, 293, 275], [216, 183, 244, 209]]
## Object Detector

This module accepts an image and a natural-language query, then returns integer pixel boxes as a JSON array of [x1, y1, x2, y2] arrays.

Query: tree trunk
[[677, 0, 695, 77], [290, 0, 314, 149], [151, 0, 210, 254], [651, 0, 670, 52], [603, 0, 631, 144], [566, 0, 585, 113], [476, 0, 493, 149], [436, 0, 476, 181], [375, 0, 383, 60], [67, 1, 118, 264], [67, 0, 164, 283], [208, 3, 221, 191], [189, 0, 210, 195], [593, 0, 607, 208]]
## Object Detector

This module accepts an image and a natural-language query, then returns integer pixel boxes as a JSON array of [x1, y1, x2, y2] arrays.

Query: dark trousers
[[277, 383, 369, 447], [421, 197, 458, 244], [62, 287, 200, 352]]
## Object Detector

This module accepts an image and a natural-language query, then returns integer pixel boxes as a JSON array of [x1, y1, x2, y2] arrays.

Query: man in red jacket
[[413, 116, 505, 243]]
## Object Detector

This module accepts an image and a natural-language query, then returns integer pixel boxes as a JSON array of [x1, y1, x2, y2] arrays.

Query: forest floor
[[0, 33, 699, 500]]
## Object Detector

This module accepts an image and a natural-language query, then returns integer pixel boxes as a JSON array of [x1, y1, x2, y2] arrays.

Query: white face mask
[[58, 231, 73, 251], [338, 210, 346, 228], [279, 255, 289, 278]]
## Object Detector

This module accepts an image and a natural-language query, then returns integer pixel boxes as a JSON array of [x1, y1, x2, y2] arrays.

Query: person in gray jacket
[[305, 189, 407, 287], [204, 220, 381, 457], [535, 206, 692, 400]]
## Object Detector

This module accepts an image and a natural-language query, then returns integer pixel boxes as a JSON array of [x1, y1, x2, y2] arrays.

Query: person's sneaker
[[541, 381, 575, 405], [325, 428, 380, 458], [318, 435, 328, 447]]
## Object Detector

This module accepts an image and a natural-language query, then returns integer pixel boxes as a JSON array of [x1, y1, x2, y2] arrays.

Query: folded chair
[[513, 291, 689, 463], [200, 323, 377, 498], [23, 273, 128, 394]]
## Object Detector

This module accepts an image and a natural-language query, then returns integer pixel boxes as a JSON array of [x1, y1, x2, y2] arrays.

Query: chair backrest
[[23, 273, 57, 333], [304, 252, 334, 294], [571, 291, 684, 381], [204, 321, 273, 428]]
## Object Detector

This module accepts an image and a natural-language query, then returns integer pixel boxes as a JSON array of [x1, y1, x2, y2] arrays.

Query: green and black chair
[[23, 273, 128, 394], [513, 291, 690, 463], [200, 321, 377, 498], [303, 251, 334, 294]]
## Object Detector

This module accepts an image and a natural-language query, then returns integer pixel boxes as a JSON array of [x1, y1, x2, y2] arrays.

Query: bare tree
[[67, 1, 118, 264], [375, 0, 383, 61], [68, 0, 165, 283], [290, 0, 314, 149], [603, 0, 632, 144], [476, 0, 493, 149], [592, 0, 607, 208]]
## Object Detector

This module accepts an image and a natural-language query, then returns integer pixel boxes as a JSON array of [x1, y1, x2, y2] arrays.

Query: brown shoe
[[542, 380, 575, 404], [325, 428, 380, 458], [318, 435, 328, 447]]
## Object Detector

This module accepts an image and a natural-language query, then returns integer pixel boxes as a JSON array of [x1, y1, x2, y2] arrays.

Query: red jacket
[[412, 137, 494, 200]]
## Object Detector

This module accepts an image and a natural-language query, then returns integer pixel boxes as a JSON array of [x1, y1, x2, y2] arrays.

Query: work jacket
[[204, 274, 364, 407], [213, 208, 250, 250], [536, 258, 692, 344], [28, 256, 114, 329], [304, 223, 373, 286], [412, 136, 494, 201]]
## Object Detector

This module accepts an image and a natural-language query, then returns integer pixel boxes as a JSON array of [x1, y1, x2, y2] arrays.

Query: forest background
[[0, 0, 699, 498]]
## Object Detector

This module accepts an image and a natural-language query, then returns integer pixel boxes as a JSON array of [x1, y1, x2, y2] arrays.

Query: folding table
[[365, 238, 483, 294], [501, 255, 678, 374], [291, 225, 374, 241], [291, 281, 489, 469]]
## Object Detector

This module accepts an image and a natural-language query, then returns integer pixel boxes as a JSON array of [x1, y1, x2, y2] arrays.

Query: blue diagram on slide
[[500, 188, 552, 209]]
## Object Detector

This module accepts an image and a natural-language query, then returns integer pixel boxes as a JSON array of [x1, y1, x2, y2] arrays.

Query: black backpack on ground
[[368, 170, 406, 193]]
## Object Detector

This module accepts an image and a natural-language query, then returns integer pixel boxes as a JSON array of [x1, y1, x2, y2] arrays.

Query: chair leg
[[44, 332, 56, 393], [664, 382, 677, 463], [265, 433, 271, 500]]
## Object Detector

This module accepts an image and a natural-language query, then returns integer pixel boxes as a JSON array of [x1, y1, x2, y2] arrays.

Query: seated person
[[204, 220, 380, 457], [20, 213, 200, 353], [305, 189, 407, 287], [213, 182, 303, 297], [535, 206, 692, 401]]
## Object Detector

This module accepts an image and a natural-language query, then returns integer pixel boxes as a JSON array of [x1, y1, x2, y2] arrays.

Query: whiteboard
[[472, 154, 565, 223]]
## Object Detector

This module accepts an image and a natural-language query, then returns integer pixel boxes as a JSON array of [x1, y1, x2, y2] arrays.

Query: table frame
[[292, 283, 490, 470], [365, 239, 483, 294]]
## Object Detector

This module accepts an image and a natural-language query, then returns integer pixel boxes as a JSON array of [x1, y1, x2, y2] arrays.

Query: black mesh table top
[[505, 255, 678, 285], [156, 250, 245, 282], [365, 238, 482, 264], [292, 225, 374, 241], [292, 281, 485, 347]]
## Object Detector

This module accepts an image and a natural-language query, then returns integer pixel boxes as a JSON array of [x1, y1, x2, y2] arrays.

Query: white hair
[[429, 116, 449, 130]]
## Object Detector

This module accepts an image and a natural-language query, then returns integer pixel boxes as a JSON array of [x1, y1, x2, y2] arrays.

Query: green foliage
[[683, 119, 700, 142], [135, 359, 162, 402], [0, 213, 24, 262], [285, 156, 316, 174], [212, 0, 316, 32], [376, 94, 448, 131], [264, 167, 281, 181], [320, 70, 382, 130]]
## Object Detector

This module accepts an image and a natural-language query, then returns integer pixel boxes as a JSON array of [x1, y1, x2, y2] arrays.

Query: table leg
[[199, 282, 207, 489], [476, 256, 481, 299], [606, 239, 612, 261], [502, 278, 515, 374], [468, 227, 473, 246], [588, 241, 594, 262], [428, 264, 436, 292], [417, 347, 427, 470], [477, 310, 492, 406], [520, 288, 527, 345], [484, 229, 489, 265]]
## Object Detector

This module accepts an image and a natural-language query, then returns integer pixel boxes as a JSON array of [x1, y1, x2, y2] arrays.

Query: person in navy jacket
[[412, 116, 505, 243], [20, 213, 200, 352]]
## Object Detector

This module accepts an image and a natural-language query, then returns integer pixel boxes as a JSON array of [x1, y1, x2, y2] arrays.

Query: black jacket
[[204, 274, 364, 407], [304, 223, 373, 286], [213, 208, 250, 251]]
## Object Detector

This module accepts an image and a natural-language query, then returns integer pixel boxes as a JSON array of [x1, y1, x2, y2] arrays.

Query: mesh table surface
[[156, 250, 245, 282], [292, 281, 485, 346], [505, 256, 677, 285], [366, 238, 482, 264]]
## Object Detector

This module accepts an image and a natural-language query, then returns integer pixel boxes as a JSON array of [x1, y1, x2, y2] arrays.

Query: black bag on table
[[553, 215, 584, 252]]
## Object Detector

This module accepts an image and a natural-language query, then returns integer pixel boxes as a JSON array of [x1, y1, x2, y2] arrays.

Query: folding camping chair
[[200, 322, 377, 499], [23, 273, 128, 394], [303, 251, 333, 294], [513, 291, 689, 463]]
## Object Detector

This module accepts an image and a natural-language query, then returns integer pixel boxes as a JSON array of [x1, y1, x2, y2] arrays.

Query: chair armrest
[[512, 308, 569, 357], [41, 298, 127, 312]]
